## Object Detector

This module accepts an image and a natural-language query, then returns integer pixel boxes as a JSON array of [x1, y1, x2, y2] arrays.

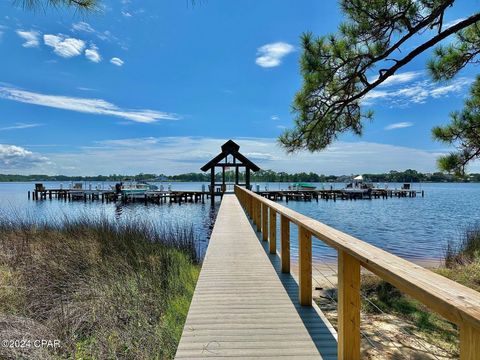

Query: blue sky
[[0, 0, 479, 175]]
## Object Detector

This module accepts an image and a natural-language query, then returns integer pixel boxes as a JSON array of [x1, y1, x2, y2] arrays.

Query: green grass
[[0, 216, 200, 359]]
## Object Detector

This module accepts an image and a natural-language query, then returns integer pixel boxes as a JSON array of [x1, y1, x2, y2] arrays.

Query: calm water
[[0, 181, 219, 258], [1, 181, 479, 262]]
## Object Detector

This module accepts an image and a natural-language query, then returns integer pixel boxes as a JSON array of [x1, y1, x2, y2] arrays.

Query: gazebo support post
[[210, 167, 215, 207], [222, 166, 226, 193]]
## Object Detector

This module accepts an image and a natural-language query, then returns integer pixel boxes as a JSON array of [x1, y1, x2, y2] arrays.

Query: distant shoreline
[[0, 179, 479, 184], [1, 169, 479, 183]]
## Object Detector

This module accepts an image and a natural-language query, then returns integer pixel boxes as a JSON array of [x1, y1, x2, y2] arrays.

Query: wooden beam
[[460, 324, 480, 360], [210, 167, 215, 207], [338, 250, 361, 360], [281, 215, 290, 273], [261, 203, 268, 241], [216, 163, 246, 167], [298, 226, 312, 306], [269, 208, 276, 254], [256, 199, 261, 232], [222, 167, 226, 192]]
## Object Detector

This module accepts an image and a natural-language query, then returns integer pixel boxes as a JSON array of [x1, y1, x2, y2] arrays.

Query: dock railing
[[235, 185, 480, 360]]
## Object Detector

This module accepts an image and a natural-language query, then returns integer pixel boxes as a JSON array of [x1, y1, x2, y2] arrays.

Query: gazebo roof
[[200, 140, 260, 172]]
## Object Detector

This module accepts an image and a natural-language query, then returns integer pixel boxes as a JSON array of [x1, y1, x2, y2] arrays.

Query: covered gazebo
[[201, 140, 260, 206]]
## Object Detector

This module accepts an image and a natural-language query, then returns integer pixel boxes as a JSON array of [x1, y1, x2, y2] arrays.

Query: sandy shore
[[288, 257, 454, 359]]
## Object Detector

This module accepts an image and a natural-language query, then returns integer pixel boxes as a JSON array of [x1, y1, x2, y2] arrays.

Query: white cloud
[[85, 44, 101, 63], [31, 136, 465, 176], [72, 21, 95, 33], [255, 42, 294, 68], [16, 29, 40, 48], [385, 122, 413, 130], [430, 80, 471, 98], [270, 115, 280, 121], [110, 57, 124, 66], [44, 34, 85, 58], [0, 123, 42, 131], [121, 11, 132, 17], [363, 77, 473, 106], [0, 85, 179, 123], [77, 87, 96, 91], [370, 71, 423, 87], [0, 144, 50, 169], [444, 18, 466, 29]]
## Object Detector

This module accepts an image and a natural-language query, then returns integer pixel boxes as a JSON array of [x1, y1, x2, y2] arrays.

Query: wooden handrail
[[235, 185, 480, 360]]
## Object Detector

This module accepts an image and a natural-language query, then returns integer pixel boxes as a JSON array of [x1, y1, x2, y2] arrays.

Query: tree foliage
[[432, 76, 480, 176], [2, 170, 480, 183], [280, 0, 480, 175], [17, 0, 97, 11]]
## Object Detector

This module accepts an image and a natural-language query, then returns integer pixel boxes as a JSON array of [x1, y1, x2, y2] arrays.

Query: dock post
[[261, 203, 268, 241], [460, 324, 480, 360], [269, 209, 276, 254], [281, 215, 290, 273], [338, 250, 361, 360], [28, 191, 31, 200], [256, 200, 261, 232], [210, 167, 215, 207], [298, 226, 312, 306]]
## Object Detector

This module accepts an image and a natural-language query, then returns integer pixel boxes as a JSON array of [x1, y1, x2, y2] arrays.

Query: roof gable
[[200, 140, 260, 172]]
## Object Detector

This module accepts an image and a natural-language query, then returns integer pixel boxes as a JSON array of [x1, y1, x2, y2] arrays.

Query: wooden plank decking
[[175, 194, 337, 359]]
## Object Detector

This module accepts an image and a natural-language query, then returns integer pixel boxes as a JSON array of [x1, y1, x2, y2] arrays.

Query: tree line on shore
[[1, 169, 480, 183]]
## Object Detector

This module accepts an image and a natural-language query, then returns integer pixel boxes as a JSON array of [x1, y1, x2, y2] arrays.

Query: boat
[[112, 181, 158, 196], [289, 182, 317, 191], [343, 175, 373, 195]]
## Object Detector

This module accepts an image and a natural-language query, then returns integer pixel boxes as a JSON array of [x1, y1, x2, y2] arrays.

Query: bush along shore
[[316, 223, 480, 359], [0, 216, 200, 359]]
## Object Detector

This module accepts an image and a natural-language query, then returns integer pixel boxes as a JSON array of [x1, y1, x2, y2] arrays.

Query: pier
[[176, 186, 480, 359], [28, 186, 223, 205], [175, 194, 337, 359], [28, 186, 424, 205], [256, 188, 424, 202]]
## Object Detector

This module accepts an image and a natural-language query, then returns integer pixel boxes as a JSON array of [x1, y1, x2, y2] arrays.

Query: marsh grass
[[0, 215, 200, 359], [444, 222, 480, 270]]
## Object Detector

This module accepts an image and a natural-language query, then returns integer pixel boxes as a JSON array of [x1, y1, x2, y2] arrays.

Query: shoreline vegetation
[[0, 216, 200, 359], [315, 223, 480, 359], [1, 169, 480, 183]]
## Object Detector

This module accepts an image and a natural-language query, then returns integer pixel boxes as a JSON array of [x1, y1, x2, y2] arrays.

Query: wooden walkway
[[175, 194, 337, 359]]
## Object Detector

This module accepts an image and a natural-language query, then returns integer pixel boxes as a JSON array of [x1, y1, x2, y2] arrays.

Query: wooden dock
[[28, 188, 225, 205], [175, 194, 337, 359], [27, 187, 424, 207], [257, 188, 424, 202]]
